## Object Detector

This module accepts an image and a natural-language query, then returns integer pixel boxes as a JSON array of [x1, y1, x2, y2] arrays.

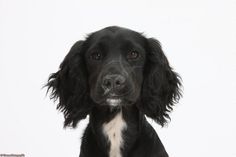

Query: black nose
[[102, 74, 126, 90]]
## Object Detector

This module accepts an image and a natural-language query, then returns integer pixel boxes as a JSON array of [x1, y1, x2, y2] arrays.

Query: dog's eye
[[127, 50, 139, 60], [90, 51, 102, 60]]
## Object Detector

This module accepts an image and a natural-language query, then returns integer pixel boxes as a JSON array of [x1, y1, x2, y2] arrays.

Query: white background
[[0, 0, 236, 157]]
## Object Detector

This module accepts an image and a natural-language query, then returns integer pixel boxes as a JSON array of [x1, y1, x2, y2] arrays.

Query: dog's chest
[[103, 112, 127, 157]]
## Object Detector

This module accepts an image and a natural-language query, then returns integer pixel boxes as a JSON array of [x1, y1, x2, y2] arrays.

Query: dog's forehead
[[90, 27, 144, 44]]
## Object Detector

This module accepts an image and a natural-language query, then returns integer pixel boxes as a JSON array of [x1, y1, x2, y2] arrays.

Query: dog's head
[[46, 26, 181, 127], [85, 27, 146, 107]]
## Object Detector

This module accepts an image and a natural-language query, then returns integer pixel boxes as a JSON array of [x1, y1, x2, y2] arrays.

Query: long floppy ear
[[46, 41, 93, 128], [139, 38, 182, 126]]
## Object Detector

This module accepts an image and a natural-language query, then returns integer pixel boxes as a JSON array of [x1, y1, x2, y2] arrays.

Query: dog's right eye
[[90, 51, 102, 60]]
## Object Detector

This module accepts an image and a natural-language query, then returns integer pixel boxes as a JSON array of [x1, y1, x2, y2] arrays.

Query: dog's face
[[84, 28, 146, 106], [46, 26, 181, 127]]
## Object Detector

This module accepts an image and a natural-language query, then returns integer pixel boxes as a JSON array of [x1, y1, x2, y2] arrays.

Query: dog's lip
[[104, 93, 129, 103], [104, 91, 128, 98], [106, 95, 122, 98]]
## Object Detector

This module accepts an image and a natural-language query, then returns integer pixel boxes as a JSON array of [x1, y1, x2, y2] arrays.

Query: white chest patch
[[103, 111, 127, 157]]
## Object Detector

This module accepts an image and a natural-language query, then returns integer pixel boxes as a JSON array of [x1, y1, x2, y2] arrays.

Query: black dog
[[46, 26, 181, 157]]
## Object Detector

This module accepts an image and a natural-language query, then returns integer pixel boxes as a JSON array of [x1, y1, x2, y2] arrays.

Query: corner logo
[[0, 154, 25, 157]]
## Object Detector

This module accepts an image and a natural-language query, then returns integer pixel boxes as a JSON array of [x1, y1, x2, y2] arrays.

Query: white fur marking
[[103, 111, 127, 157], [106, 98, 121, 107]]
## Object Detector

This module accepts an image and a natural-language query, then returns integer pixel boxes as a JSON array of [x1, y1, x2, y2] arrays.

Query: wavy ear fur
[[46, 41, 93, 128], [139, 38, 182, 126]]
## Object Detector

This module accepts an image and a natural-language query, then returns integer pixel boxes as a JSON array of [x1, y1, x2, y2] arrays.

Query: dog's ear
[[138, 38, 182, 126], [46, 41, 93, 128]]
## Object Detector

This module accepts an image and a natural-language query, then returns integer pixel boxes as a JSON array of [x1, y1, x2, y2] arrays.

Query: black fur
[[46, 26, 182, 157]]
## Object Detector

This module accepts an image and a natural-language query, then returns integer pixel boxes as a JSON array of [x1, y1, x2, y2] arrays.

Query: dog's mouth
[[105, 92, 123, 106], [92, 91, 126, 106], [91, 86, 137, 106], [106, 98, 122, 107]]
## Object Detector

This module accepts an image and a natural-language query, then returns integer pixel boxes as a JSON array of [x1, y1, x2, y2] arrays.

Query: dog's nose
[[102, 74, 126, 90]]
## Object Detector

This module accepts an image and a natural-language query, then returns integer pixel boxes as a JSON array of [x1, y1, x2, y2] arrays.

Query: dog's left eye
[[90, 51, 102, 60], [127, 50, 139, 60]]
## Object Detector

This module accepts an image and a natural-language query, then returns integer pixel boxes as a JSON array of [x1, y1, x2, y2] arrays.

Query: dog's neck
[[89, 105, 144, 157]]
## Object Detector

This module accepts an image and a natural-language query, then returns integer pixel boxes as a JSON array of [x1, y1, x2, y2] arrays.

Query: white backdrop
[[0, 0, 236, 157]]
